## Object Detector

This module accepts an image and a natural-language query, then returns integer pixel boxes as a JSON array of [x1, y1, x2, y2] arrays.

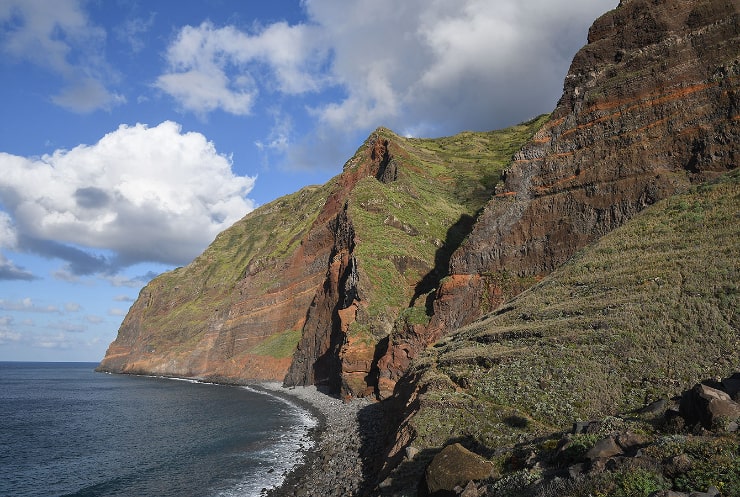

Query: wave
[[213, 386, 319, 497]]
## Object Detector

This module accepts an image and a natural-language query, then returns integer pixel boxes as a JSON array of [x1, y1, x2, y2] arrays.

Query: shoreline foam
[[257, 383, 386, 497]]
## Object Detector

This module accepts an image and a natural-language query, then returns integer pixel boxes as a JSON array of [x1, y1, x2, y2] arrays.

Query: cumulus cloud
[[157, 0, 616, 167], [0, 0, 124, 112], [0, 121, 256, 274], [155, 20, 327, 116]]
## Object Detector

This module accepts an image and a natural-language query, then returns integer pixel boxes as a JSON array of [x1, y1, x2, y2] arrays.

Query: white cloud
[[114, 12, 156, 53], [0, 317, 22, 344], [155, 0, 615, 168], [35, 332, 73, 349], [0, 0, 123, 113], [48, 320, 86, 333], [155, 21, 327, 116], [64, 302, 81, 312], [0, 298, 59, 313], [0, 121, 256, 273], [0, 212, 18, 248], [255, 109, 294, 153]]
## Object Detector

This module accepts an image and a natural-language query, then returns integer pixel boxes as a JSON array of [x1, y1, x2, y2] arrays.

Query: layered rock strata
[[376, 0, 739, 395], [98, 123, 544, 394]]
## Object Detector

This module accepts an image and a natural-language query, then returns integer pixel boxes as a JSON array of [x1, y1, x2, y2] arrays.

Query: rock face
[[98, 123, 544, 393], [377, 0, 739, 391]]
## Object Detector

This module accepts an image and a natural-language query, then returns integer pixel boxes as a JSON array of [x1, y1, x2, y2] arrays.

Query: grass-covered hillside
[[345, 118, 550, 341], [383, 168, 739, 492]]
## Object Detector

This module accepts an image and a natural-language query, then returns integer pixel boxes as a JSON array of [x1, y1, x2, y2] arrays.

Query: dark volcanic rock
[[680, 382, 740, 431], [586, 436, 623, 461]]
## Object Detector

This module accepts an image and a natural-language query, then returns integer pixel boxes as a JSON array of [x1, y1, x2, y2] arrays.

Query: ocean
[[0, 362, 317, 497]]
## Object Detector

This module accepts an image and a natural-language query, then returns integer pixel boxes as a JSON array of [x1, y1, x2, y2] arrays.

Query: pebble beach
[[257, 383, 387, 497]]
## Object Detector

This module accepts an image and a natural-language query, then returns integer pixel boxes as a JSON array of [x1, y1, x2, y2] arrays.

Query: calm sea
[[0, 362, 317, 497]]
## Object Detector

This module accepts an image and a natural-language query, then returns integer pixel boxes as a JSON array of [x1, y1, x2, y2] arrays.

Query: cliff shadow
[[410, 213, 476, 312]]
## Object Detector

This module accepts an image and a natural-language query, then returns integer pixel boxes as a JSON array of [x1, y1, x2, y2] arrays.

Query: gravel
[[257, 383, 387, 497]]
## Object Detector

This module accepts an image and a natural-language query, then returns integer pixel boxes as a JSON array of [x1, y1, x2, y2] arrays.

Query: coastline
[[255, 383, 386, 497], [94, 371, 389, 495]]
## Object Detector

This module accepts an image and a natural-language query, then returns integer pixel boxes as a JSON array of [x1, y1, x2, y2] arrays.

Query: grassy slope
[[347, 117, 549, 340], [400, 168, 739, 459]]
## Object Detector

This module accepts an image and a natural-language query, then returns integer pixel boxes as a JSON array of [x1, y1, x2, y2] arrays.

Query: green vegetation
[[348, 117, 548, 334], [129, 118, 548, 359], [391, 169, 739, 492], [249, 329, 303, 358], [132, 182, 333, 348]]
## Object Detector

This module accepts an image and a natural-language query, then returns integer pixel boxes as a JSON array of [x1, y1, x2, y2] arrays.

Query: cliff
[[97, 0, 739, 493], [376, 167, 739, 495], [97, 121, 547, 392], [98, 0, 738, 402], [376, 0, 739, 395]]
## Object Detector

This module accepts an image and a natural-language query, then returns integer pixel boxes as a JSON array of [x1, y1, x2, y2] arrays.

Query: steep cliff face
[[98, 122, 545, 393], [97, 182, 335, 380], [376, 0, 739, 393], [284, 122, 548, 396]]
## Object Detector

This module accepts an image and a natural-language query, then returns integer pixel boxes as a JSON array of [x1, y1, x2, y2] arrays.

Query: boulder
[[586, 436, 623, 461], [722, 373, 740, 401], [424, 443, 495, 495], [680, 383, 740, 431]]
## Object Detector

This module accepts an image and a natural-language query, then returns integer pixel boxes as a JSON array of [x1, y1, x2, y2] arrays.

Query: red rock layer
[[377, 0, 739, 395]]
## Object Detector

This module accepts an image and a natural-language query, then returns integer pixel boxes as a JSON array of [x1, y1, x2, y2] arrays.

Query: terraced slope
[[379, 169, 739, 489]]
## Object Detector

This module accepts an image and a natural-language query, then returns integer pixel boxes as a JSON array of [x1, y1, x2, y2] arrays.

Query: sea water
[[0, 362, 317, 497]]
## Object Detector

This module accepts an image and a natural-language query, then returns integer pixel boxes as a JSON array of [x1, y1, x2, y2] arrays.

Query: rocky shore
[[257, 383, 387, 497]]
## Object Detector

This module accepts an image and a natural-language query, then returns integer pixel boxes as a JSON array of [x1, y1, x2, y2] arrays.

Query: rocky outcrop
[[377, 0, 739, 392], [394, 374, 739, 497], [678, 377, 740, 432]]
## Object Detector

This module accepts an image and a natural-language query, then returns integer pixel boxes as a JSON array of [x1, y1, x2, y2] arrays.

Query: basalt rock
[[377, 0, 739, 392]]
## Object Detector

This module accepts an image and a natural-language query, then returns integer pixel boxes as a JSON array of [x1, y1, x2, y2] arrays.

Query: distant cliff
[[97, 120, 546, 393]]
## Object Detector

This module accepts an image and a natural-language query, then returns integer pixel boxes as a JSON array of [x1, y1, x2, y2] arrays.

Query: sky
[[0, 0, 617, 362]]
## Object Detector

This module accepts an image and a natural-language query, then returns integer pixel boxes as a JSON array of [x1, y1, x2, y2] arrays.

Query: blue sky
[[0, 0, 616, 362]]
